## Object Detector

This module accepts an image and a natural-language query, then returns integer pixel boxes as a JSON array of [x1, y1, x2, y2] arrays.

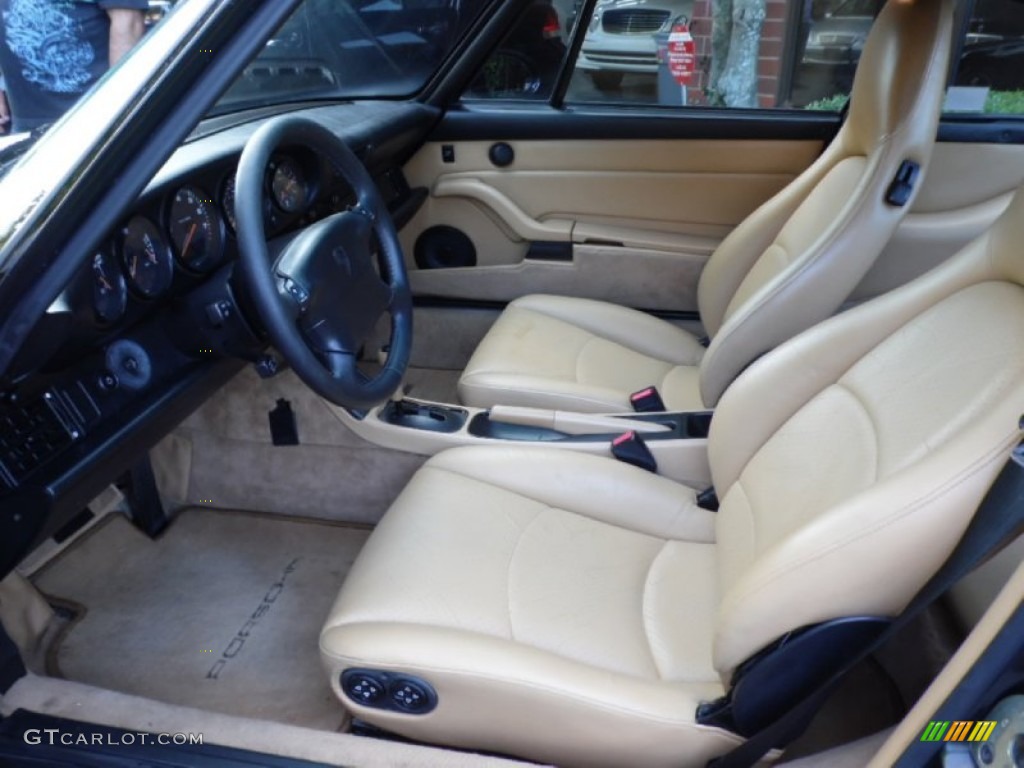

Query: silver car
[[577, 0, 693, 90]]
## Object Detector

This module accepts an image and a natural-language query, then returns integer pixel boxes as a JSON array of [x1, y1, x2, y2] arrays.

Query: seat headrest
[[845, 0, 952, 155]]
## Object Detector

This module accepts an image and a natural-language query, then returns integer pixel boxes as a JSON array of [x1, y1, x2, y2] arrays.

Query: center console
[[336, 396, 715, 489]]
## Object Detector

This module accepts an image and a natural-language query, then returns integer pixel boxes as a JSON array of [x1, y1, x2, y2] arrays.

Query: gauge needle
[[97, 273, 113, 291], [181, 222, 199, 261]]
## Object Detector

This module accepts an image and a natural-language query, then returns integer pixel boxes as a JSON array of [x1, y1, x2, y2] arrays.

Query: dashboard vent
[[0, 390, 82, 490]]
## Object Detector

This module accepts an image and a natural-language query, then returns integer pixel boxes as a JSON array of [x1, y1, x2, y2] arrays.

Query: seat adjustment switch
[[341, 668, 438, 715], [885, 160, 921, 207], [345, 672, 385, 705]]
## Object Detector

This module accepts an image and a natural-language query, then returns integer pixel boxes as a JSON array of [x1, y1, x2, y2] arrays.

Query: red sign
[[667, 23, 696, 86]]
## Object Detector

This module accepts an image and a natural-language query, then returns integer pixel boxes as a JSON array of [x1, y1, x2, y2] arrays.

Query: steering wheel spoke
[[234, 116, 412, 410], [275, 274, 311, 318]]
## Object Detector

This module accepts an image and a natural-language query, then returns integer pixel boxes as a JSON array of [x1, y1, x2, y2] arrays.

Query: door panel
[[855, 143, 1024, 300], [401, 132, 1024, 313], [400, 138, 824, 311]]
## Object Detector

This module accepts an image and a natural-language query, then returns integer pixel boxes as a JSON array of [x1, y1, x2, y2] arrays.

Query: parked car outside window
[[577, 0, 694, 91]]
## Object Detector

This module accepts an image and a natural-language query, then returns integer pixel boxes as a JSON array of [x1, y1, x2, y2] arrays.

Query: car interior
[[0, 0, 1023, 765]]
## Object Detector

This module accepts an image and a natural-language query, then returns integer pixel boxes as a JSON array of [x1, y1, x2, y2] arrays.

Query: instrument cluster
[[79, 147, 345, 330]]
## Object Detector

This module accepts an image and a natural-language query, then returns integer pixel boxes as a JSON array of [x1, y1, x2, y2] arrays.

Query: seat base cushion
[[458, 295, 707, 413], [320, 447, 740, 767]]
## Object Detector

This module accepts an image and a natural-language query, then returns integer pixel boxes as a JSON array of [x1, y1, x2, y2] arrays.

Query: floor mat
[[32, 509, 370, 730]]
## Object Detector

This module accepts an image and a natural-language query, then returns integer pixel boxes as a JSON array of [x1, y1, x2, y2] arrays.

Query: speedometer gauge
[[169, 185, 225, 273], [91, 247, 127, 325], [271, 157, 308, 213], [119, 216, 173, 299]]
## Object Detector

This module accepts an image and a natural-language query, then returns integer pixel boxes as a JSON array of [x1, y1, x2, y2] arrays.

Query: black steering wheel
[[234, 116, 412, 410]]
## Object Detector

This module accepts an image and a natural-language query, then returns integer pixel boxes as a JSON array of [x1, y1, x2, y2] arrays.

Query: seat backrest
[[695, 0, 954, 408], [706, 181, 1024, 681]]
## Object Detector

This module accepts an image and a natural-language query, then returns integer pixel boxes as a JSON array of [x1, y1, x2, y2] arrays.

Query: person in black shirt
[[0, 0, 147, 132]]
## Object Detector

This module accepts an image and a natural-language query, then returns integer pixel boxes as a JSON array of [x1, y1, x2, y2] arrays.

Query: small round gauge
[[168, 185, 225, 273], [119, 216, 173, 299], [271, 157, 308, 213], [91, 247, 127, 325], [221, 175, 237, 233]]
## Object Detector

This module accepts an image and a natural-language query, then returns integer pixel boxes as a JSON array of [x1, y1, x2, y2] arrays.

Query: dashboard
[[72, 145, 408, 347], [0, 101, 435, 575]]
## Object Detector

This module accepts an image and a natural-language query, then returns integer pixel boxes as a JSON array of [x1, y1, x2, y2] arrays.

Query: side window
[[566, 0, 883, 109], [944, 0, 1024, 116], [465, 0, 1024, 118], [465, 0, 887, 110], [464, 1, 574, 99]]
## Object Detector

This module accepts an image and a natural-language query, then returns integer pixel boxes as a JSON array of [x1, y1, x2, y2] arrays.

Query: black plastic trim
[[422, 0, 534, 108], [526, 241, 574, 262], [0, 710, 333, 767], [697, 617, 893, 737], [551, 0, 600, 109], [432, 105, 1024, 146], [379, 400, 468, 433], [431, 105, 840, 143], [467, 410, 712, 443], [51, 508, 94, 544], [937, 117, 1024, 144]]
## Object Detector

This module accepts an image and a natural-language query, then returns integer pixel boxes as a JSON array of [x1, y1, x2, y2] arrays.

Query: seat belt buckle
[[696, 487, 719, 512], [611, 431, 658, 473], [629, 386, 666, 413]]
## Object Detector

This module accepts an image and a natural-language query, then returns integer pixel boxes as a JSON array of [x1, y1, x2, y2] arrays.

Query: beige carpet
[[361, 364, 462, 404], [401, 366, 463, 404], [154, 366, 427, 525], [32, 509, 370, 731]]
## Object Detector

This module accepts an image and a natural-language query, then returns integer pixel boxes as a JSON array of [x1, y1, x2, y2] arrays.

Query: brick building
[[685, 0, 794, 107]]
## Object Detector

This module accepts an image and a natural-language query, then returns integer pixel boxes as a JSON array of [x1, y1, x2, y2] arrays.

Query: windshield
[[213, 0, 480, 114], [0, 0, 480, 143]]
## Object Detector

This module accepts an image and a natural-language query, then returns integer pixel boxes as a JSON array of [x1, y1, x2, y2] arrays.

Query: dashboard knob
[[105, 340, 151, 391]]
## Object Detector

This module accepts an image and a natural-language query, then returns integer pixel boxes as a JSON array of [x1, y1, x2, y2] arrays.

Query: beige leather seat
[[458, 0, 953, 413], [321, 179, 1024, 765]]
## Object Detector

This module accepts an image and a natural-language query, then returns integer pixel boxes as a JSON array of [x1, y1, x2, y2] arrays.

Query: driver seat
[[457, 0, 953, 413], [320, 180, 1024, 767]]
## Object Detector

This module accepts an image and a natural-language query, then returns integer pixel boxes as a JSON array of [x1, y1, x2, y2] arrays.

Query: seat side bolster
[[696, 140, 845, 339]]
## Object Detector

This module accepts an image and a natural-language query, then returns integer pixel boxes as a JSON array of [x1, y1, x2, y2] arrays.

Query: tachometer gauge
[[169, 185, 225, 273], [119, 216, 173, 299], [271, 157, 308, 213], [91, 247, 127, 325]]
